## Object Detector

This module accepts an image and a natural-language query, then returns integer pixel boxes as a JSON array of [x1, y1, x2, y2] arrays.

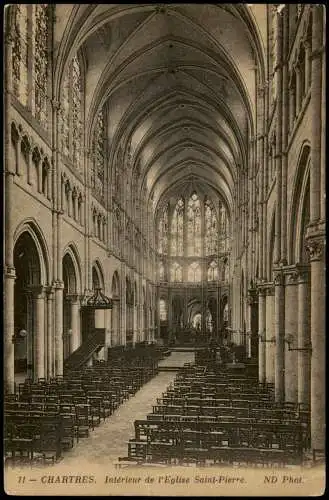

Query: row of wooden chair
[[120, 363, 310, 467]]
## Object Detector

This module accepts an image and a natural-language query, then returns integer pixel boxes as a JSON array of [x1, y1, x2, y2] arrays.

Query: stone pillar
[[47, 166, 52, 201], [70, 295, 81, 353], [27, 149, 33, 186], [37, 158, 43, 193], [67, 187, 72, 218], [284, 269, 299, 403], [54, 282, 64, 376], [295, 66, 301, 115], [310, 5, 323, 223], [4, 267, 16, 393], [289, 84, 296, 132], [33, 286, 46, 381], [265, 285, 275, 384], [258, 288, 266, 383], [304, 40, 312, 91], [297, 267, 311, 406], [46, 287, 54, 379], [306, 229, 325, 450], [274, 270, 285, 402]]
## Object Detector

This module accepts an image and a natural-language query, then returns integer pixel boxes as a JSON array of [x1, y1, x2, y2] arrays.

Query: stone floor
[[60, 371, 178, 467], [158, 350, 194, 368]]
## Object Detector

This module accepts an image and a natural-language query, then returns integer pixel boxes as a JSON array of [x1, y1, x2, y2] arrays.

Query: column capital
[[53, 280, 64, 290], [66, 293, 81, 304], [4, 265, 16, 279], [45, 285, 55, 297], [284, 268, 299, 285], [28, 285, 46, 298], [305, 237, 325, 262], [305, 221, 325, 261], [273, 268, 285, 286]]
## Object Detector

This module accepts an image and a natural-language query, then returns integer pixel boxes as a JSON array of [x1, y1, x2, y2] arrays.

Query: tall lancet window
[[71, 56, 83, 172], [158, 204, 169, 255], [205, 198, 218, 255], [188, 262, 201, 282], [170, 262, 182, 282], [92, 108, 105, 200], [60, 54, 83, 172], [171, 198, 184, 256], [187, 193, 201, 256], [32, 5, 50, 129], [12, 5, 28, 106], [61, 70, 70, 156], [207, 260, 219, 281]]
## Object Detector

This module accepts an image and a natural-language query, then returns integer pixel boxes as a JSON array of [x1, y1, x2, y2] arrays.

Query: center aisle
[[60, 371, 178, 466]]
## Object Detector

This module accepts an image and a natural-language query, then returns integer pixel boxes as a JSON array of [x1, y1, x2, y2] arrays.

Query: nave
[[4, 4, 325, 483]]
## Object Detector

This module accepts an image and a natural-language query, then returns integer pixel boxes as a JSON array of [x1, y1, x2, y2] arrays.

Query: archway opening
[[14, 231, 42, 382], [111, 271, 120, 345], [62, 253, 77, 359]]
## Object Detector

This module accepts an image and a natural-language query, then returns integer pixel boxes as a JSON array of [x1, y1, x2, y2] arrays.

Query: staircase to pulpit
[[64, 329, 105, 372], [64, 287, 112, 373]]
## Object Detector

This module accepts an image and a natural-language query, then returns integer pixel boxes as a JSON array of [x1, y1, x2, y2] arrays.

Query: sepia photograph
[[3, 3, 326, 496]]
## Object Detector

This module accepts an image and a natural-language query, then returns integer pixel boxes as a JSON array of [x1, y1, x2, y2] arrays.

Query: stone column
[[70, 295, 81, 353], [37, 158, 43, 193], [4, 266, 16, 393], [274, 270, 285, 402], [289, 83, 296, 133], [295, 65, 301, 115], [67, 187, 72, 218], [27, 149, 33, 186], [47, 165, 52, 201], [258, 287, 266, 383], [310, 5, 323, 223], [306, 229, 325, 450], [54, 281, 64, 376], [265, 285, 275, 384], [33, 286, 46, 381], [304, 39, 312, 92], [297, 267, 311, 406], [46, 287, 54, 379], [284, 269, 299, 402]]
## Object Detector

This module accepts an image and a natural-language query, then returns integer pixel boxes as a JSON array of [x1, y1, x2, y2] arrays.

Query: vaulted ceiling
[[54, 4, 267, 217]]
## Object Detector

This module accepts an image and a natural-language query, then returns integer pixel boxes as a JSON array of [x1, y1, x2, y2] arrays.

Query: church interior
[[4, 4, 325, 470]]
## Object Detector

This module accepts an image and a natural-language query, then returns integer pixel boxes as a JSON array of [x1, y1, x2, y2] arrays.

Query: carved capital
[[29, 285, 46, 298], [305, 237, 325, 261], [273, 270, 284, 286], [284, 267, 299, 285], [53, 280, 64, 290], [4, 265, 16, 280]]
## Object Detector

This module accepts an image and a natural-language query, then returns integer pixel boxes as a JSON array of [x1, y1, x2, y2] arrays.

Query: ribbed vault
[[54, 3, 266, 221]]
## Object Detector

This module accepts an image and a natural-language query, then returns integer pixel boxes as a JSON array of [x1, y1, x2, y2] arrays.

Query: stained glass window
[[92, 108, 105, 199], [32, 5, 49, 128], [72, 56, 83, 172], [171, 198, 184, 256], [219, 205, 228, 252], [12, 5, 28, 106], [188, 262, 201, 282], [187, 193, 201, 256], [205, 198, 218, 255], [159, 299, 167, 321], [60, 55, 83, 172], [61, 71, 70, 155], [207, 260, 219, 281], [170, 262, 182, 282], [158, 204, 169, 255]]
